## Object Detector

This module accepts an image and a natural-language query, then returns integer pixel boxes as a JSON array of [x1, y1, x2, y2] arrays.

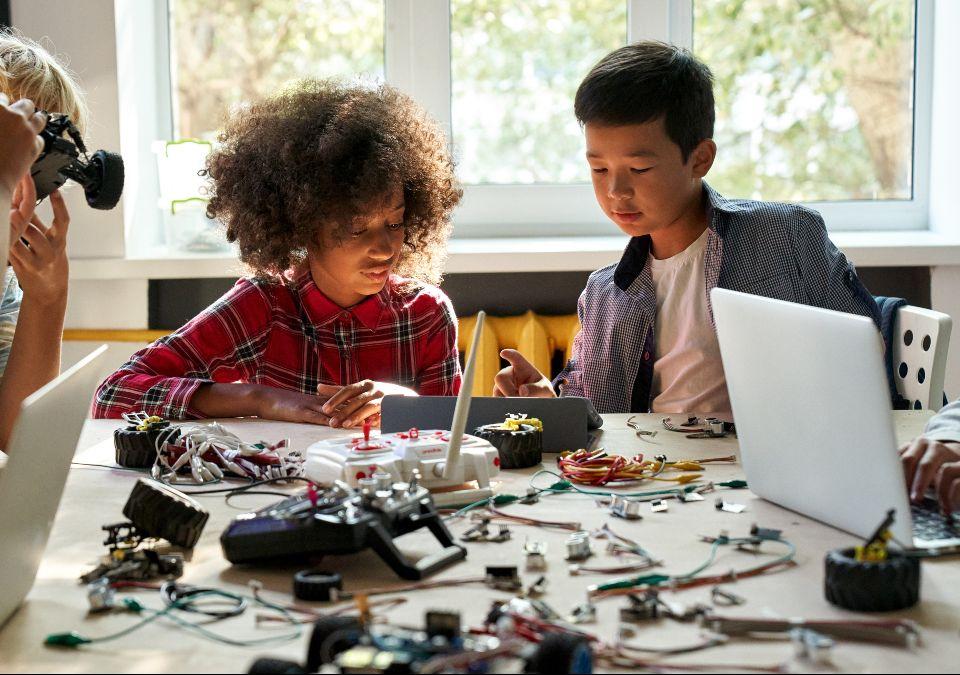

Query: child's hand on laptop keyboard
[[900, 437, 960, 513]]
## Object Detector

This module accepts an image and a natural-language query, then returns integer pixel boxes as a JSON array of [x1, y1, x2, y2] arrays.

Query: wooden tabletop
[[1, 412, 958, 673]]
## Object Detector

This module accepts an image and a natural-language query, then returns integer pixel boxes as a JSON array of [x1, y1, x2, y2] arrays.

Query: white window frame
[[118, 0, 934, 257]]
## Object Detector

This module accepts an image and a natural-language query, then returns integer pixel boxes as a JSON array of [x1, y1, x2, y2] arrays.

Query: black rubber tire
[[247, 658, 306, 674], [122, 478, 209, 548], [824, 547, 920, 612], [525, 631, 593, 674], [474, 423, 543, 469], [293, 569, 343, 602], [305, 615, 363, 672], [85, 150, 125, 210], [114, 424, 179, 469]]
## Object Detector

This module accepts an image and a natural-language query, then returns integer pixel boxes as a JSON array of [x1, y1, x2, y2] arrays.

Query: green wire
[[45, 588, 301, 648], [528, 469, 704, 499], [592, 535, 797, 594]]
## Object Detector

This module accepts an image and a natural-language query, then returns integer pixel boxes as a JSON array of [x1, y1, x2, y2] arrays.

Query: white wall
[[11, 0, 147, 329]]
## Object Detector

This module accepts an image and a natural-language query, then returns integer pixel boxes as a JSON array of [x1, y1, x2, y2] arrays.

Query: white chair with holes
[[892, 306, 952, 411]]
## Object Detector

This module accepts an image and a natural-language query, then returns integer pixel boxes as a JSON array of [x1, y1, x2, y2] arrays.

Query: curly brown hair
[[204, 79, 462, 285]]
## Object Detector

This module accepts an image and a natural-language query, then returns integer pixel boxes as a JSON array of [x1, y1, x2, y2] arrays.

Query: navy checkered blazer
[[556, 182, 881, 414]]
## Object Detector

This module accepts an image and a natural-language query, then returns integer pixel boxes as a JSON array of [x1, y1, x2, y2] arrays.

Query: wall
[[148, 268, 932, 329]]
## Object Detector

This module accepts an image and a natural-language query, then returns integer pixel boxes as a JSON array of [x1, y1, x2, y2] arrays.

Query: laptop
[[0, 345, 108, 626], [711, 288, 959, 550], [381, 395, 603, 452]]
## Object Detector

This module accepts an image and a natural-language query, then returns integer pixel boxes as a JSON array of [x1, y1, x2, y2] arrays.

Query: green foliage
[[450, 0, 626, 184], [170, 0, 916, 202], [695, 0, 914, 202], [171, 0, 384, 140]]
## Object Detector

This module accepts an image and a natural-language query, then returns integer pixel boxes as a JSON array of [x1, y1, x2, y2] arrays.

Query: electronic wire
[[587, 534, 798, 600], [530, 469, 747, 499], [44, 586, 301, 648]]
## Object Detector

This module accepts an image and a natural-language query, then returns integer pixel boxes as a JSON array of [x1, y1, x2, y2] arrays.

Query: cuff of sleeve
[[155, 377, 212, 420], [922, 429, 960, 444]]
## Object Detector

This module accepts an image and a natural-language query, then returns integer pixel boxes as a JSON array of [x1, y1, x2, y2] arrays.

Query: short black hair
[[574, 41, 715, 161]]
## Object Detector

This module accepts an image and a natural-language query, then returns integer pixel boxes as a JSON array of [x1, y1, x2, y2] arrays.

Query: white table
[[1, 412, 958, 673]]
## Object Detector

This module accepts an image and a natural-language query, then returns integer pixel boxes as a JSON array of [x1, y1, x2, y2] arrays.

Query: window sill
[[69, 230, 960, 281]]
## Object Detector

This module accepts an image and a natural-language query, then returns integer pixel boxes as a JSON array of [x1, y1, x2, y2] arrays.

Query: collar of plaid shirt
[[289, 267, 389, 330]]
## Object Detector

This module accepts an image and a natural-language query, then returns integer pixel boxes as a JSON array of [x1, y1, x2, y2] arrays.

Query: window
[[169, 0, 384, 140], [449, 0, 626, 184], [694, 0, 917, 204], [119, 0, 933, 257]]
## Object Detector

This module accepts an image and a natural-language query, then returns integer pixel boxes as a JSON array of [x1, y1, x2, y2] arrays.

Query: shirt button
[[643, 352, 651, 361]]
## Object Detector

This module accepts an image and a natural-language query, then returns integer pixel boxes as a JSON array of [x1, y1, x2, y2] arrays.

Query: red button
[[643, 352, 651, 361]]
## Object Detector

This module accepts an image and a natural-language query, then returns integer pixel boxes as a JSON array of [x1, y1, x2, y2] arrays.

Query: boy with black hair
[[494, 41, 879, 415]]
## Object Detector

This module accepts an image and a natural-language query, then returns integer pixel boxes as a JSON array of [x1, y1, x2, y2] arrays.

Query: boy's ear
[[689, 138, 716, 179]]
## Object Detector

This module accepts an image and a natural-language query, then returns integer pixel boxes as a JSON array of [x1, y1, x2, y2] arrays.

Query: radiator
[[457, 312, 580, 397]]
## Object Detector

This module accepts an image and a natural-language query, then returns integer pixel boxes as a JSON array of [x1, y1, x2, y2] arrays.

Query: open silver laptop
[[711, 288, 959, 550], [0, 345, 107, 626]]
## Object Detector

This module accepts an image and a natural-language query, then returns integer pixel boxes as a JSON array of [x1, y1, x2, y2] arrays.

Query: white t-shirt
[[649, 228, 731, 416]]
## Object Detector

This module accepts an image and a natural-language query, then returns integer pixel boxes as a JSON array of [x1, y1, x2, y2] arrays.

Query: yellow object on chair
[[456, 311, 580, 397]]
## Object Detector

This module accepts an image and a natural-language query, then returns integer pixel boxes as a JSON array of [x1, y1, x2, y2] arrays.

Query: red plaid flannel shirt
[[93, 270, 462, 419]]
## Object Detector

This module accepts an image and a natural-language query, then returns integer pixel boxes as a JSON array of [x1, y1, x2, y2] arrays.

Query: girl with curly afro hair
[[95, 80, 464, 428]]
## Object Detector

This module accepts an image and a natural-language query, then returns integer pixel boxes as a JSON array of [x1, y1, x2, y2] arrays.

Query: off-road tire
[[122, 478, 208, 548]]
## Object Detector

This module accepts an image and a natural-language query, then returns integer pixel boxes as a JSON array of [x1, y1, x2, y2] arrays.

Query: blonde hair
[[0, 29, 88, 135]]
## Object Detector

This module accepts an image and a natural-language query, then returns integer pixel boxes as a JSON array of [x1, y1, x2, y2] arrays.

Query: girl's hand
[[254, 386, 332, 425], [318, 380, 417, 429], [9, 190, 69, 307]]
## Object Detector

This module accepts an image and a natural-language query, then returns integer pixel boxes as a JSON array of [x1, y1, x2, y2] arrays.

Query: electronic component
[[523, 540, 547, 571], [710, 586, 745, 606], [485, 565, 523, 592], [619, 591, 662, 623], [568, 601, 597, 624], [650, 499, 668, 513], [304, 313, 500, 508], [86, 579, 117, 613], [610, 495, 643, 520], [662, 416, 735, 438], [715, 498, 746, 514], [425, 610, 461, 640], [293, 569, 343, 602], [248, 608, 576, 674], [221, 478, 466, 581], [461, 517, 511, 543], [701, 614, 920, 648], [565, 531, 593, 561], [791, 628, 834, 665], [304, 427, 499, 508], [526, 575, 548, 597], [80, 480, 204, 585], [79, 530, 184, 585]]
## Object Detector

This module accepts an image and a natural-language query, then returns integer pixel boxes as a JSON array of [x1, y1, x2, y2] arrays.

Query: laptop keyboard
[[912, 498, 960, 542]]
